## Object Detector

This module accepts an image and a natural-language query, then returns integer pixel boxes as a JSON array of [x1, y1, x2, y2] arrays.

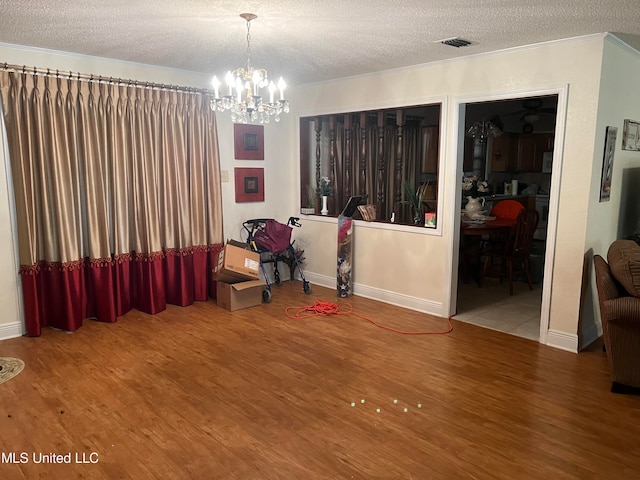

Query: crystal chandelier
[[211, 13, 289, 124], [466, 119, 502, 143]]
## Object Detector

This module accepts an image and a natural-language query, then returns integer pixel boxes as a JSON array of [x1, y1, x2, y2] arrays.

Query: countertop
[[484, 193, 549, 199]]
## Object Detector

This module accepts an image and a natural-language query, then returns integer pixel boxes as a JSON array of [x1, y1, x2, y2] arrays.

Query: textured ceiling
[[0, 0, 639, 86]]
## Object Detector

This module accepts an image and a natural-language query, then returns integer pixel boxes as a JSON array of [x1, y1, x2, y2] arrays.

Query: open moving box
[[216, 279, 265, 311]]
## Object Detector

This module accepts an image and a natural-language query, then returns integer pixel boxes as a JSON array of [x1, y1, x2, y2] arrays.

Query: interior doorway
[[452, 92, 560, 342]]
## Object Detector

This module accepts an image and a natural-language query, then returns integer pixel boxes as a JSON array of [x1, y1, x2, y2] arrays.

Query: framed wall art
[[622, 119, 640, 151], [234, 124, 264, 160], [234, 167, 264, 203], [599, 126, 617, 202]]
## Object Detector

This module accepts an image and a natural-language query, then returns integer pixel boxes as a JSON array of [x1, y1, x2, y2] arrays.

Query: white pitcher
[[464, 196, 485, 215]]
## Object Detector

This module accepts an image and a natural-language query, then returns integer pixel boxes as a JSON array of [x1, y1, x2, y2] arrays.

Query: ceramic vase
[[464, 196, 485, 215], [321, 195, 329, 215]]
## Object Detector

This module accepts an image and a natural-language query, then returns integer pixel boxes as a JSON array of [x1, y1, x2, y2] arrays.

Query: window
[[299, 104, 441, 226]]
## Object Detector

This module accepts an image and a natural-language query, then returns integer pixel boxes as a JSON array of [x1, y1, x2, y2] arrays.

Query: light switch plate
[[221, 170, 229, 182]]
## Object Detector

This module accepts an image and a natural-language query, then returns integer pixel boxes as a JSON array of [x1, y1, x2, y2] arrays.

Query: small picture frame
[[234, 167, 264, 203], [424, 212, 436, 228], [622, 119, 640, 151], [600, 126, 617, 202], [234, 124, 264, 160], [357, 204, 377, 222]]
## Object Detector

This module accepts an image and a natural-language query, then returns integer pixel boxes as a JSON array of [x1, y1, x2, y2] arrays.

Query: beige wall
[[287, 35, 614, 350]]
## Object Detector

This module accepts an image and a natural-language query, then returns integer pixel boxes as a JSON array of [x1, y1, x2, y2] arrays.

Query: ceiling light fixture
[[211, 13, 289, 124], [466, 120, 502, 143]]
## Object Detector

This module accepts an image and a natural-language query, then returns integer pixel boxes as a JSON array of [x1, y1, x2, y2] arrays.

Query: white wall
[[215, 114, 297, 245], [581, 36, 640, 346], [0, 113, 22, 339], [287, 35, 613, 351]]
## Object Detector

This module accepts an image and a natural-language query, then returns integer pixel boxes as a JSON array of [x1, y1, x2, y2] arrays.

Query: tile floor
[[454, 277, 543, 341]]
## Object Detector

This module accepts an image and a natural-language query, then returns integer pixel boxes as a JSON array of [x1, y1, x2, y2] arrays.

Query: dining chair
[[479, 209, 540, 295], [481, 199, 525, 253]]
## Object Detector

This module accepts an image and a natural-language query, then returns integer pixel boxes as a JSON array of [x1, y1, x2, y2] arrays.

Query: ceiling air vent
[[438, 37, 474, 48]]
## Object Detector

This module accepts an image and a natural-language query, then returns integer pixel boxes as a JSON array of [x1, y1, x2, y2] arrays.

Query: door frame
[[447, 85, 569, 345]]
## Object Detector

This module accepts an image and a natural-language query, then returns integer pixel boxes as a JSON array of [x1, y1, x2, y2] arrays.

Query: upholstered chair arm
[[604, 297, 640, 328]]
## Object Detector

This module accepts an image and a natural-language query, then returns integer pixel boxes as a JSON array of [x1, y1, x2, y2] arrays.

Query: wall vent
[[437, 37, 474, 48]]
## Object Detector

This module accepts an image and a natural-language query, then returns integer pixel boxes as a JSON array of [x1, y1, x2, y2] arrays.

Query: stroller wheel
[[303, 281, 312, 295], [274, 270, 281, 285], [262, 289, 272, 303]]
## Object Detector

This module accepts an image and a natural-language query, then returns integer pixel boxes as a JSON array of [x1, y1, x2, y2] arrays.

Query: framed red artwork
[[234, 167, 265, 203], [234, 124, 264, 160]]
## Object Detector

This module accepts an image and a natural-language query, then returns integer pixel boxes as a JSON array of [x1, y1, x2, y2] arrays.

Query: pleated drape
[[0, 71, 224, 336]]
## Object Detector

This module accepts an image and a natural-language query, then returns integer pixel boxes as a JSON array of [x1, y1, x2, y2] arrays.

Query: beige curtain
[[0, 70, 224, 336]]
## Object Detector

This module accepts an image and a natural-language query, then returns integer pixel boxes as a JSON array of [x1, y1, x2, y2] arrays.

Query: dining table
[[460, 217, 514, 285]]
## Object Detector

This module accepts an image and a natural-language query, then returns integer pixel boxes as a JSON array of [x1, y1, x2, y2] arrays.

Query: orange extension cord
[[286, 299, 453, 335]]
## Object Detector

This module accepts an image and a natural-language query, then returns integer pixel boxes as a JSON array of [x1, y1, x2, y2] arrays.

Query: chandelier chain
[[245, 18, 252, 71]]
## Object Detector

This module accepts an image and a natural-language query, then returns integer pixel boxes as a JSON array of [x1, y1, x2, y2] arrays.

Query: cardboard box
[[216, 280, 266, 311], [213, 243, 260, 283]]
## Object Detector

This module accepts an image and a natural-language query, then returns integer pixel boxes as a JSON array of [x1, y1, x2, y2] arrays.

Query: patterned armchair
[[593, 240, 640, 393]]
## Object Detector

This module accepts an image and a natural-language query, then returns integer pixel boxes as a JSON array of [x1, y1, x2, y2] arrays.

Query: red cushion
[[491, 200, 524, 220]]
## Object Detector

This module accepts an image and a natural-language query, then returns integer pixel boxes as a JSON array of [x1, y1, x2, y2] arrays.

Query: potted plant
[[301, 185, 316, 215], [403, 180, 432, 225]]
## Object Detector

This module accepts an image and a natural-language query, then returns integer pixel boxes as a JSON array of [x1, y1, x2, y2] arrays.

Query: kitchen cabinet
[[516, 134, 536, 172], [488, 133, 517, 172], [474, 132, 555, 174], [516, 133, 554, 172]]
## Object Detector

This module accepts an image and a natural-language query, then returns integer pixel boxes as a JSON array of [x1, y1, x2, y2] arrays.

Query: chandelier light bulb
[[235, 77, 243, 102], [211, 76, 221, 99], [252, 70, 262, 95], [210, 14, 289, 124], [225, 71, 234, 96], [269, 81, 276, 103]]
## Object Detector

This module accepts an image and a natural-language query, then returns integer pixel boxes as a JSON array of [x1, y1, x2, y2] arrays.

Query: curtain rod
[[1, 62, 212, 95]]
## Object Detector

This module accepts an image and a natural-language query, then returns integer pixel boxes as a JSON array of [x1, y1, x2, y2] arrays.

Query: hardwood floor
[[0, 281, 638, 479]]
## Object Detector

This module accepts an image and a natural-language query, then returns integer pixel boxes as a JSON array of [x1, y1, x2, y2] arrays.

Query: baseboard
[[0, 321, 24, 341], [579, 322, 602, 351], [303, 272, 446, 317], [545, 329, 578, 353]]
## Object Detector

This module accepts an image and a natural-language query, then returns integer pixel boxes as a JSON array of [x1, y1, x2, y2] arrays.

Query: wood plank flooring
[[0, 281, 638, 479]]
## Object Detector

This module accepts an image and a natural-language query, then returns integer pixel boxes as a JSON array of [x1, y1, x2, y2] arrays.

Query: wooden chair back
[[508, 209, 540, 259], [480, 208, 540, 295]]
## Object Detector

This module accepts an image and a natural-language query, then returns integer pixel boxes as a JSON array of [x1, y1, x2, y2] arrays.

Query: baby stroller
[[241, 216, 312, 302]]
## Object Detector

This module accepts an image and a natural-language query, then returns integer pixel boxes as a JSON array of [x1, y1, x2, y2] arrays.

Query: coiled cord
[[286, 299, 453, 335]]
